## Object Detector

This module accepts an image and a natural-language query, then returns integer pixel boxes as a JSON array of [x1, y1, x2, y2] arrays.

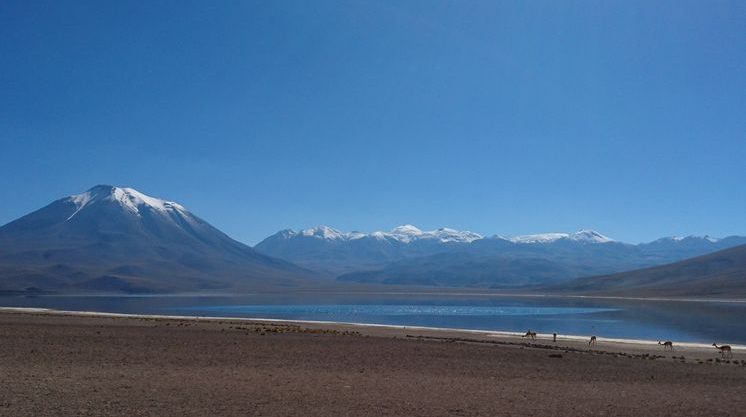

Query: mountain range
[[0, 185, 744, 296], [254, 225, 483, 276], [255, 225, 746, 287], [0, 185, 312, 293]]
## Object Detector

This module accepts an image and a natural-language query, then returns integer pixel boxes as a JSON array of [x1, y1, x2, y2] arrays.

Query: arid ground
[[1, 310, 744, 416]]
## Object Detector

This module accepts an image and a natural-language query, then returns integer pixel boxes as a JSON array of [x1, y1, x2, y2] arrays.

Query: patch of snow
[[389, 225, 425, 243], [657, 235, 721, 244], [386, 225, 482, 243], [568, 229, 614, 243], [298, 226, 349, 240], [509, 233, 569, 244], [347, 231, 367, 240], [66, 192, 94, 221], [430, 227, 483, 243]]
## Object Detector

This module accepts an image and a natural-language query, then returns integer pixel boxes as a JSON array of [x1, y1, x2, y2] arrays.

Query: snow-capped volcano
[[508, 229, 614, 244], [0, 185, 310, 293]]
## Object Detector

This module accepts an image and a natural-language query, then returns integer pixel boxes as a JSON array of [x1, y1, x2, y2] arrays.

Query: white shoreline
[[2, 306, 743, 352]]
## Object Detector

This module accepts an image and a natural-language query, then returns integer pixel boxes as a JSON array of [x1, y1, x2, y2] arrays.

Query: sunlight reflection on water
[[186, 304, 618, 317]]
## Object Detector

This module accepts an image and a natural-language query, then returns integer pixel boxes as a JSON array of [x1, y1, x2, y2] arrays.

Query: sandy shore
[[1, 308, 745, 416]]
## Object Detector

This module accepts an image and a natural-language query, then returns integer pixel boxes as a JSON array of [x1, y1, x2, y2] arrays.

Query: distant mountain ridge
[[547, 243, 746, 297], [0, 185, 312, 293], [256, 225, 746, 287]]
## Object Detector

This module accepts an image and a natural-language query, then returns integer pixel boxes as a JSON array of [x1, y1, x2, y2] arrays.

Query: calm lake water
[[1, 293, 745, 344]]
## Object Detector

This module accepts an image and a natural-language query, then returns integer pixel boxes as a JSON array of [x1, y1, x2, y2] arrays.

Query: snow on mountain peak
[[509, 229, 613, 244], [389, 225, 424, 242], [662, 235, 721, 243], [508, 233, 568, 244], [569, 229, 614, 243], [431, 227, 483, 243], [391, 225, 423, 234], [388, 225, 482, 243], [66, 185, 187, 220], [283, 225, 482, 244], [276, 225, 618, 245], [298, 226, 349, 240]]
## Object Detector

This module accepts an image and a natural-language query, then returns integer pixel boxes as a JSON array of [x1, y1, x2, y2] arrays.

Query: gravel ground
[[1, 311, 745, 417]]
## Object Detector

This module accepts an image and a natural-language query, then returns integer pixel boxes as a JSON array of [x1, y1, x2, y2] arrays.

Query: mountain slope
[[0, 185, 312, 293], [548, 244, 746, 297], [337, 252, 593, 287], [337, 240, 648, 287]]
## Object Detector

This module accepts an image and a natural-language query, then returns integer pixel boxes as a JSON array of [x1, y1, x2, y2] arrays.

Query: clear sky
[[1, 0, 744, 245]]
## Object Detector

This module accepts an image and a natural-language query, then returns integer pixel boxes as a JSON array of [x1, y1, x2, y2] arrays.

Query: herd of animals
[[520, 331, 735, 358]]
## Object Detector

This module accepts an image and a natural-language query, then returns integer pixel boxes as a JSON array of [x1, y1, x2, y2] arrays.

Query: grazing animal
[[522, 330, 536, 340], [659, 340, 674, 351], [588, 335, 597, 346], [713, 343, 733, 358]]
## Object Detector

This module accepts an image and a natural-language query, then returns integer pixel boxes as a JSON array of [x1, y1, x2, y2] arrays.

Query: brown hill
[[550, 244, 746, 297]]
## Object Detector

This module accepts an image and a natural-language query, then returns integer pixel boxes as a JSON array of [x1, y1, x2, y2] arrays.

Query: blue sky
[[1, 0, 744, 244]]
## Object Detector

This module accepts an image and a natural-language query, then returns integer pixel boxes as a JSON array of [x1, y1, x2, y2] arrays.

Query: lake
[[1, 293, 745, 344]]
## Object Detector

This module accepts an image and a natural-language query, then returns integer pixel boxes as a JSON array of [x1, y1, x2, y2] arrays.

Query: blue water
[[187, 304, 617, 317], [1, 293, 745, 344]]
